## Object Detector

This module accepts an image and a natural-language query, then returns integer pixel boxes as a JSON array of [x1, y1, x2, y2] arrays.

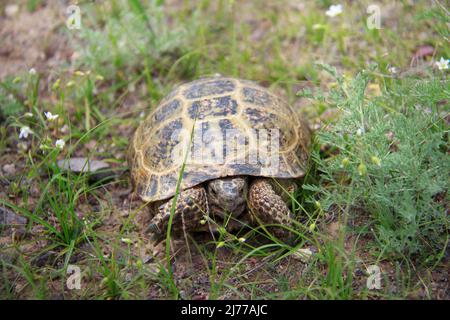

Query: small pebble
[[2, 164, 16, 176], [0, 206, 28, 239], [292, 247, 316, 263], [57, 157, 118, 182], [5, 4, 19, 17]]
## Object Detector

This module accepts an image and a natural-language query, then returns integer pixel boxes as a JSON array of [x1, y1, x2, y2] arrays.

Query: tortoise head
[[206, 176, 248, 218]]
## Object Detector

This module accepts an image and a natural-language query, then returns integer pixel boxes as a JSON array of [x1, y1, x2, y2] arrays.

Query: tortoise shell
[[128, 77, 311, 202]]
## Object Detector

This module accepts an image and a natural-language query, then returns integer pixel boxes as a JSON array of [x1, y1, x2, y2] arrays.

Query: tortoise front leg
[[248, 178, 296, 238], [146, 186, 209, 239]]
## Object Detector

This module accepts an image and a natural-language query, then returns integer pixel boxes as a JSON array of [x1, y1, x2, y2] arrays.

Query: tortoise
[[128, 76, 311, 240]]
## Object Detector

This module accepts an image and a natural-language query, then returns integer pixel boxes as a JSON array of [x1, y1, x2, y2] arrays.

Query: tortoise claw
[[150, 232, 165, 244], [146, 223, 166, 244], [146, 222, 161, 234]]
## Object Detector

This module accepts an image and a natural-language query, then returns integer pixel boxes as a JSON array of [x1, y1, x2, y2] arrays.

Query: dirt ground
[[0, 4, 74, 80]]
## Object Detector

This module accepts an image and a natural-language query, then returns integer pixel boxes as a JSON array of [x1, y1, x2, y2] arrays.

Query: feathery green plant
[[304, 64, 449, 262]]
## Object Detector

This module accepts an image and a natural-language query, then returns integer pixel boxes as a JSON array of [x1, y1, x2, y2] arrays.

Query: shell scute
[[188, 96, 238, 120], [183, 78, 235, 99], [159, 174, 178, 196], [144, 119, 184, 170], [153, 99, 182, 122], [242, 86, 274, 106]]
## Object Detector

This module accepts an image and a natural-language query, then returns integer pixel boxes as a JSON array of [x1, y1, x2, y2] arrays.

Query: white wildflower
[[29, 68, 37, 75], [356, 127, 365, 136], [388, 66, 398, 74], [55, 139, 65, 149], [326, 4, 343, 17], [121, 238, 133, 244], [44, 111, 59, 121], [19, 126, 32, 139], [435, 57, 449, 70]]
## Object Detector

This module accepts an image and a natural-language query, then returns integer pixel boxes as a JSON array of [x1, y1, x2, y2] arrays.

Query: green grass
[[0, 0, 449, 299]]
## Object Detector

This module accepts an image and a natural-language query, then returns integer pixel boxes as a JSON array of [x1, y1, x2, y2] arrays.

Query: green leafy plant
[[305, 64, 449, 262]]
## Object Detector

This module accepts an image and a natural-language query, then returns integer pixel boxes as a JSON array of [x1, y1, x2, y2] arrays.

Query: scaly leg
[[248, 178, 297, 238], [146, 186, 209, 240]]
